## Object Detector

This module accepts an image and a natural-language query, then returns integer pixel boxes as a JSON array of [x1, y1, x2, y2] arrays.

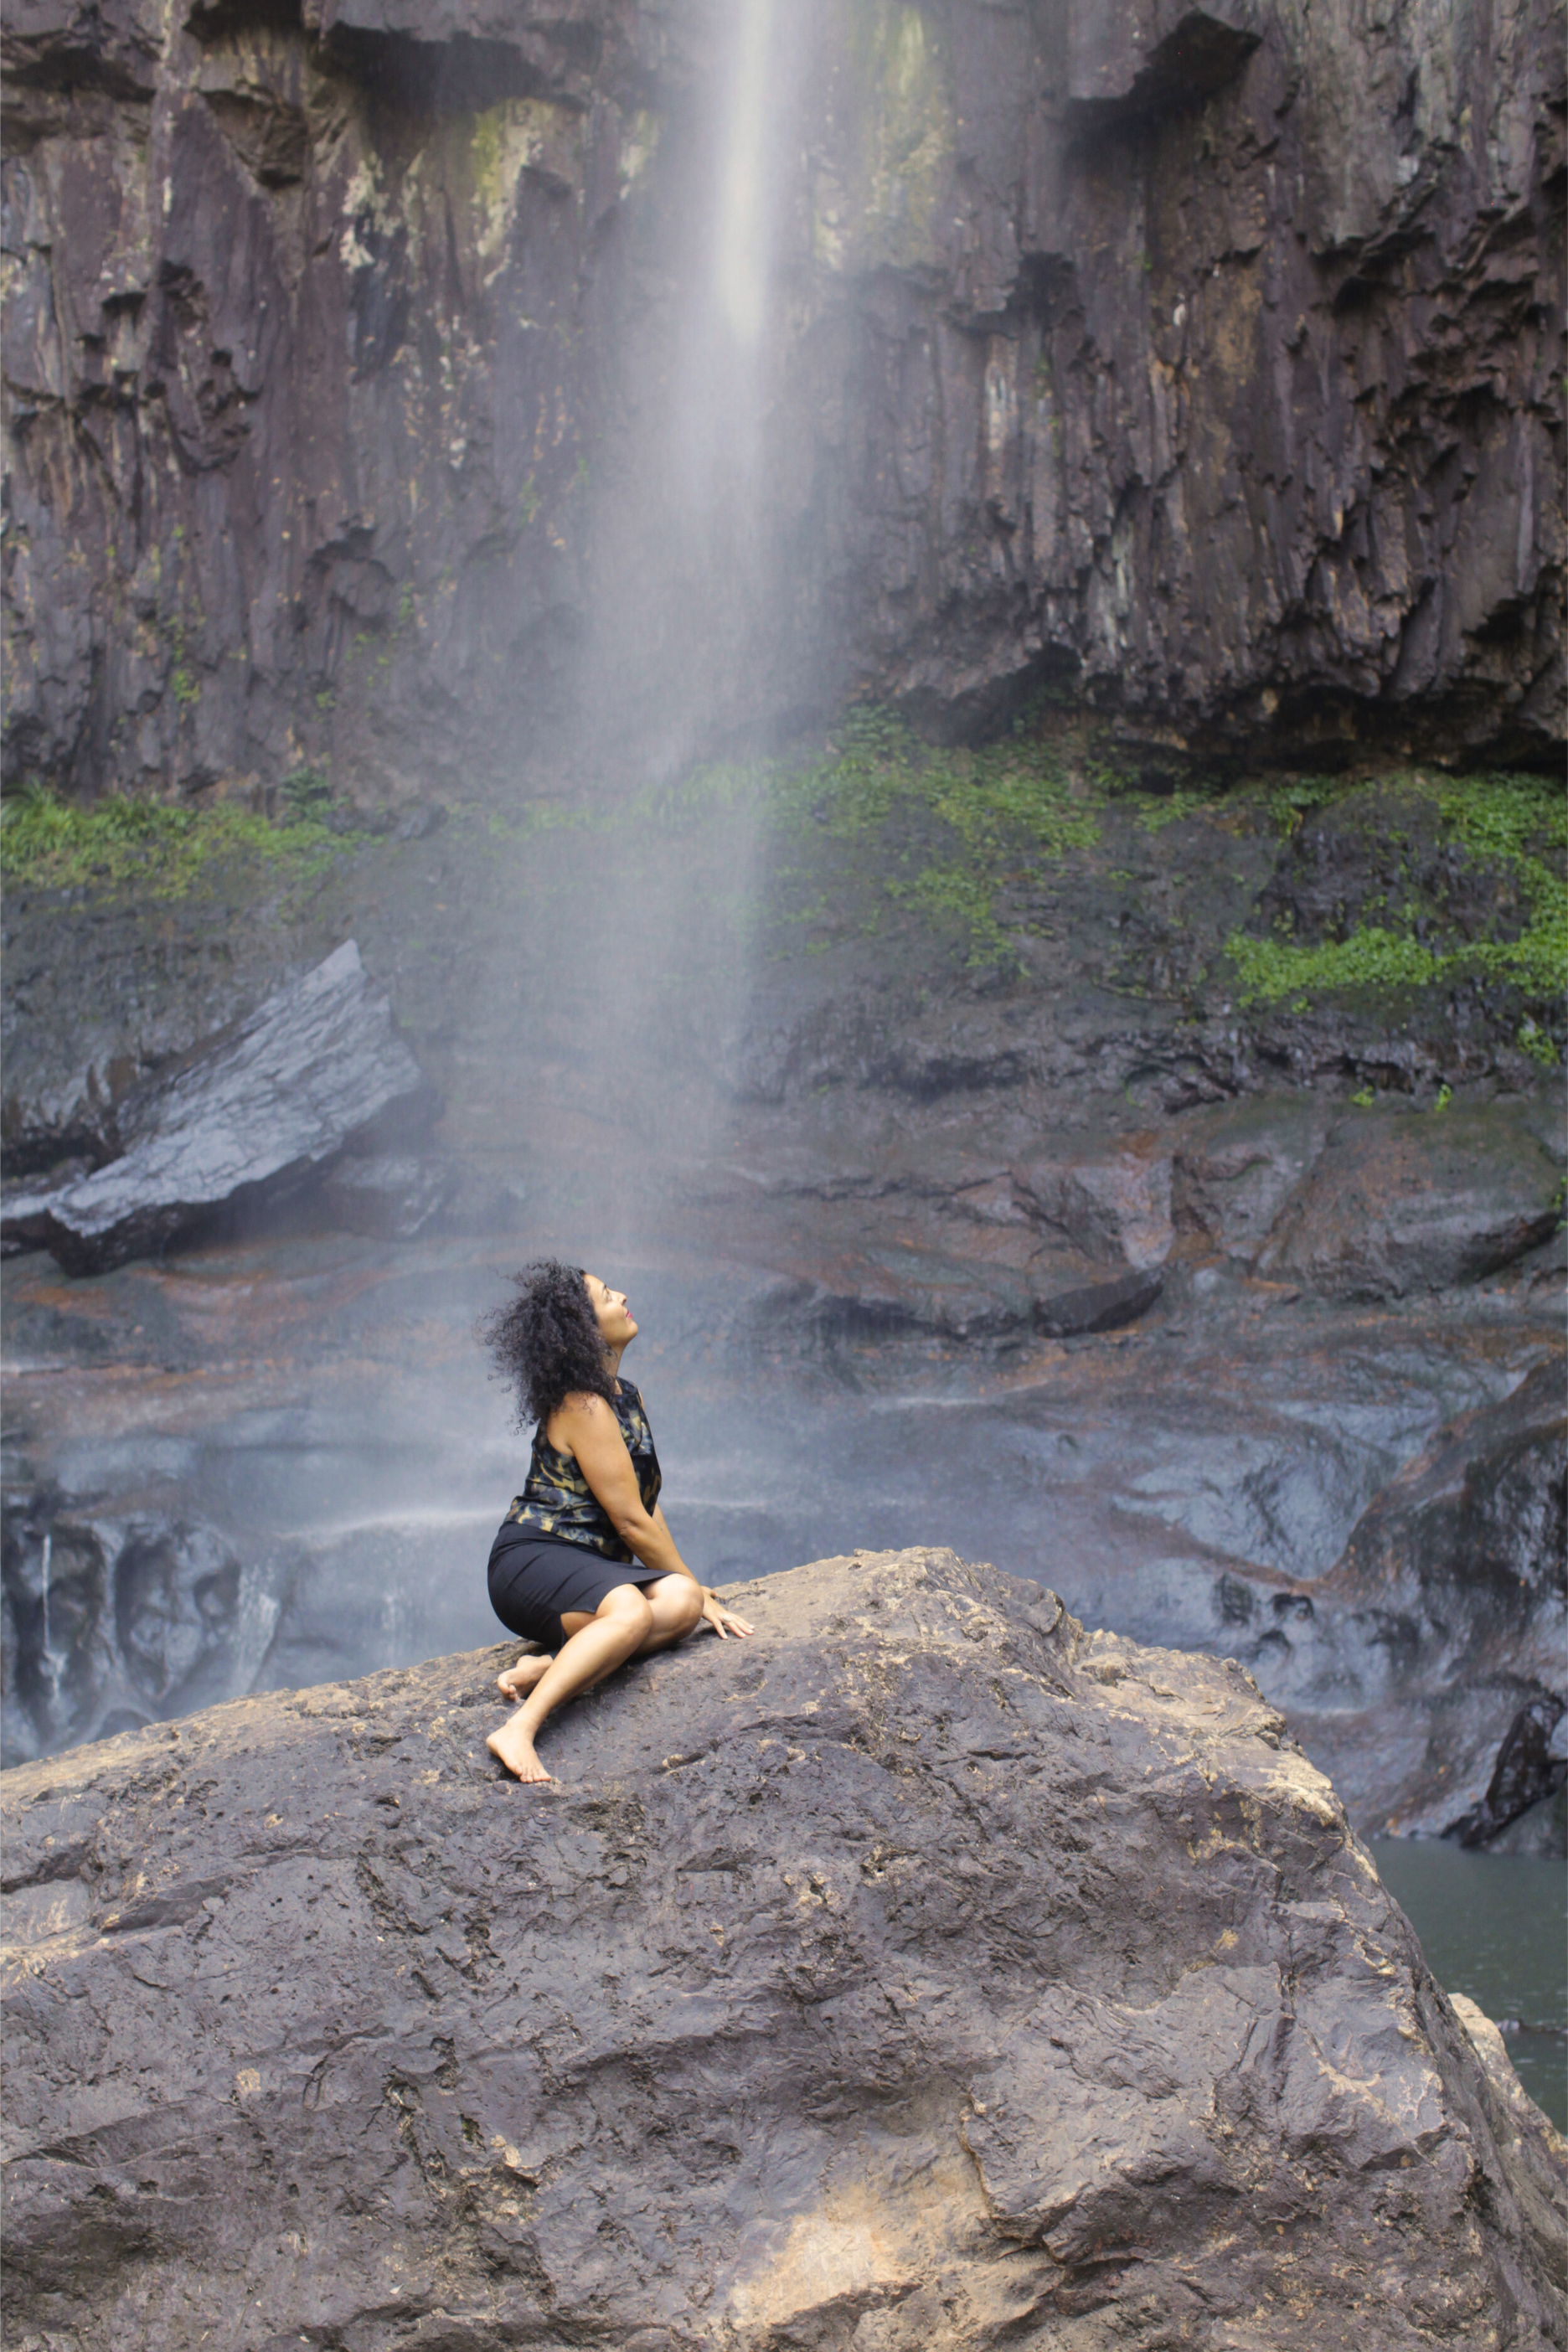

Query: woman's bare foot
[[496, 1653, 551, 1702], [487, 1722, 554, 1783]]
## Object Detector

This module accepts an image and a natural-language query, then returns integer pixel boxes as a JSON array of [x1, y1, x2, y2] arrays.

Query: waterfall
[[38, 1531, 65, 1704], [714, 0, 776, 350]]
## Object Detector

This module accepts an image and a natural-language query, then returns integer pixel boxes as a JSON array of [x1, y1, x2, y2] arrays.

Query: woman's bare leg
[[636, 1573, 704, 1653], [496, 1651, 550, 1701], [496, 1576, 701, 1703], [487, 1585, 654, 1784]]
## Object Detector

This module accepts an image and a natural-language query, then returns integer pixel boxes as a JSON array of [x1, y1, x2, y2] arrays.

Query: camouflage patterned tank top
[[501, 1380, 663, 1562]]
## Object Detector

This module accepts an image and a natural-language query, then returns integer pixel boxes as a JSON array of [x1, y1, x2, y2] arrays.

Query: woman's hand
[[702, 1591, 755, 1640]]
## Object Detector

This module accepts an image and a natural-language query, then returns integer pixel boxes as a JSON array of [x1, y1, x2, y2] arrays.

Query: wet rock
[[3, 1548, 1565, 2349], [1256, 1106, 1564, 1299], [317, 1148, 457, 1240], [0, 943, 431, 1273], [1255, 787, 1540, 958], [1452, 1695, 1568, 1850], [1014, 1140, 1173, 1269], [0, 895, 302, 1179], [1171, 1096, 1331, 1263], [1035, 1264, 1164, 1337], [2, 1, 1560, 803], [1228, 1362, 1567, 1843], [0, 1488, 281, 1768]]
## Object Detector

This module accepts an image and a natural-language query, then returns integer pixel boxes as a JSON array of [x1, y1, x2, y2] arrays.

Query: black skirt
[[487, 1528, 658, 1654]]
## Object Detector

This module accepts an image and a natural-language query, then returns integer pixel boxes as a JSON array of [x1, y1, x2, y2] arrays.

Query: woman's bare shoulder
[[551, 1389, 616, 1424], [544, 1389, 618, 1456]]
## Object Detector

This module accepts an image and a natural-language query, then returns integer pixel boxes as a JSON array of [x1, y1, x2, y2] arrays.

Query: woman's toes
[[496, 1656, 549, 1700], [486, 1726, 553, 1784]]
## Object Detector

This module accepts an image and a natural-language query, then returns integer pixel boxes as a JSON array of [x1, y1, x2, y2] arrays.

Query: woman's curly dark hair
[[481, 1260, 616, 1428]]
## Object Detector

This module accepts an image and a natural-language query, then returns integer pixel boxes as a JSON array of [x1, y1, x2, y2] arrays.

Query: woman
[[482, 1261, 753, 1783]]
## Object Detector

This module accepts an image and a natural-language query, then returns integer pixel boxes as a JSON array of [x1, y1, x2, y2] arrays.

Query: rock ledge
[[3, 1549, 1564, 2349]]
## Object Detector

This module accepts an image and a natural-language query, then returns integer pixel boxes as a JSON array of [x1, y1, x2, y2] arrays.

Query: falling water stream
[[36, 1530, 64, 1708]]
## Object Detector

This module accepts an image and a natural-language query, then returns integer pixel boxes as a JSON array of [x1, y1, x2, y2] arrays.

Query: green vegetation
[[1264, 774, 1344, 835], [472, 705, 1106, 967], [281, 766, 333, 822], [1226, 925, 1443, 1001], [731, 707, 1101, 967], [0, 783, 362, 900], [1133, 788, 1214, 834], [1226, 768, 1567, 1010]]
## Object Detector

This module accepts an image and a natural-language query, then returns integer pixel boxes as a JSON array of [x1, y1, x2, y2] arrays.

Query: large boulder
[[1256, 1107, 1563, 1301], [1, 942, 431, 1272], [3, 1548, 1563, 2348]]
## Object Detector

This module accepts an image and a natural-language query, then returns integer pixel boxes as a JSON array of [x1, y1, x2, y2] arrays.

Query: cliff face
[[3, 0, 1563, 806], [3, 1550, 1565, 2349]]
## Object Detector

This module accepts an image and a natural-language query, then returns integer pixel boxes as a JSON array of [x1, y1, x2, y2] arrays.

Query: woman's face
[[584, 1273, 637, 1352]]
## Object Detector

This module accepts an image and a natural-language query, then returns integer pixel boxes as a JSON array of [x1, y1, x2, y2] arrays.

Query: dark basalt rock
[[0, 942, 431, 1273], [1, 0, 1560, 803], [1034, 1262, 1163, 1335], [1454, 1694, 1568, 1850], [1256, 1106, 1564, 1301], [1220, 1362, 1568, 1846], [317, 1147, 457, 1238], [0, 1489, 281, 1769], [2, 1549, 1565, 2349]]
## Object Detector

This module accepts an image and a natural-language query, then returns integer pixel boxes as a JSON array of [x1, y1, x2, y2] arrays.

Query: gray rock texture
[[1255, 1106, 1565, 1300], [3, 1547, 1565, 2349], [2, 0, 1562, 803], [0, 940, 429, 1271], [1220, 1360, 1568, 1844]]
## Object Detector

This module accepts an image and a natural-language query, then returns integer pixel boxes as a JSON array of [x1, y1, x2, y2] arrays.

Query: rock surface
[[3, 1548, 1565, 2350], [1256, 1108, 1565, 1301], [1220, 1361, 1568, 1845], [0, 941, 430, 1271], [2, 0, 1561, 802]]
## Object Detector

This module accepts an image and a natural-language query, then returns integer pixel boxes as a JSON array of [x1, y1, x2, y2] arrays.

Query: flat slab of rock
[[1, 943, 428, 1273], [3, 1549, 1562, 2349]]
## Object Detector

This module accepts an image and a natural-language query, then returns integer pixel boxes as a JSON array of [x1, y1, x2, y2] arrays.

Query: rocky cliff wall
[[3, 0, 1564, 807]]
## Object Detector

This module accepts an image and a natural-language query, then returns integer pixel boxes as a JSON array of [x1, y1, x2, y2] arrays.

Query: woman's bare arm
[[549, 1396, 753, 1635]]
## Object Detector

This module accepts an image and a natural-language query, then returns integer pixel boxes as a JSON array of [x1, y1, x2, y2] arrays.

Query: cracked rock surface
[[3, 1547, 1564, 2349]]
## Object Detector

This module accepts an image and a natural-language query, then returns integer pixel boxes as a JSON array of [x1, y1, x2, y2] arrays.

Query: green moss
[[1263, 774, 1345, 835], [1226, 767, 1568, 1009], [1134, 789, 1214, 834], [0, 786, 364, 900], [1226, 926, 1442, 1000]]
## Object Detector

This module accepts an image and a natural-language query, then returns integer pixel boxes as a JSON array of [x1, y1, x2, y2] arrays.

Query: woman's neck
[[603, 1344, 624, 1386]]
